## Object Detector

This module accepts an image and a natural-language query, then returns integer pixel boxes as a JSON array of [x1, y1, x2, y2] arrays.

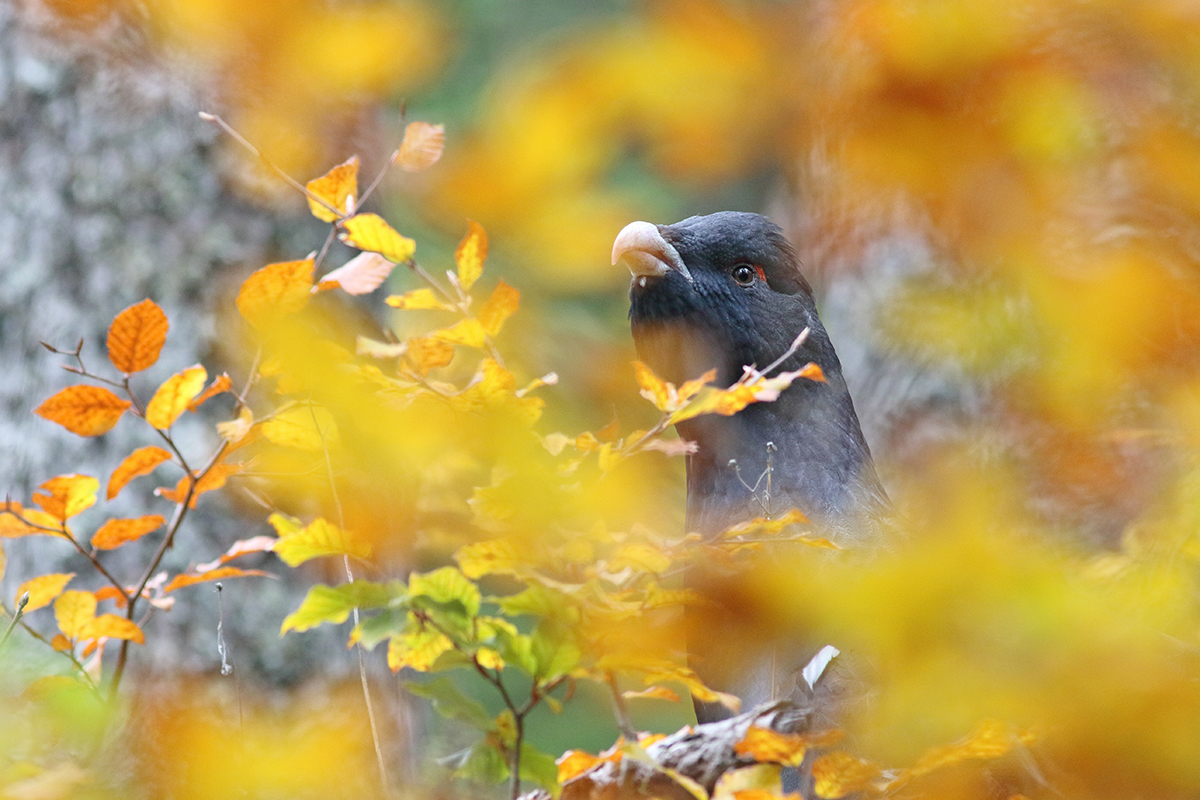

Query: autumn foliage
[[7, 1, 1200, 799]]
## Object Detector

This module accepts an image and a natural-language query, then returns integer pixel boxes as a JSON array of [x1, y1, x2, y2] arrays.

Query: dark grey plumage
[[617, 211, 890, 543]]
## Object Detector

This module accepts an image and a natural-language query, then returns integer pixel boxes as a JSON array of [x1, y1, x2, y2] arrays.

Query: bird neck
[[678, 371, 887, 541]]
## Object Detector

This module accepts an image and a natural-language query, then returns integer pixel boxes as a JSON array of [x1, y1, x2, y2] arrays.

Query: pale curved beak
[[612, 221, 692, 283]]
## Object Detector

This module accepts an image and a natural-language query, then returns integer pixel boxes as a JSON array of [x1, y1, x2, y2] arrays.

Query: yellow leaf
[[305, 155, 358, 222], [33, 475, 98, 521], [387, 626, 452, 672], [54, 590, 96, 640], [17, 573, 75, 612], [91, 515, 164, 550], [557, 750, 603, 783], [478, 279, 519, 336], [476, 647, 504, 669], [811, 752, 881, 799], [432, 318, 487, 348], [107, 445, 173, 500], [339, 213, 416, 263], [216, 407, 254, 444], [385, 287, 449, 310], [106, 298, 169, 374], [35, 385, 131, 437], [318, 251, 396, 295], [145, 366, 207, 430], [0, 503, 64, 538], [79, 614, 145, 644], [236, 259, 315, 326], [260, 405, 339, 451], [454, 219, 487, 291], [393, 121, 445, 172], [894, 719, 1037, 786], [456, 539, 524, 579], [608, 542, 672, 574], [273, 517, 370, 567]]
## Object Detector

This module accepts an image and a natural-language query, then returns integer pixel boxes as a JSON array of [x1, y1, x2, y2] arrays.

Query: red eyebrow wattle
[[754, 264, 766, 282]]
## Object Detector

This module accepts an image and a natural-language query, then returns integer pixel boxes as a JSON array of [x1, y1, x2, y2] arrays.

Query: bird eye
[[732, 263, 758, 287]]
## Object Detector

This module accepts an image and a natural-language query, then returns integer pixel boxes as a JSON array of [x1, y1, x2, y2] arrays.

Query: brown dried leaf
[[35, 385, 130, 437]]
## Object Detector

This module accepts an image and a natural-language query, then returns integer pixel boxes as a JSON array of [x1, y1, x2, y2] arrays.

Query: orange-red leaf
[[33, 475, 98, 521], [478, 280, 519, 336], [145, 366, 207, 430], [163, 566, 267, 593], [79, 614, 145, 644], [339, 213, 416, 263], [556, 750, 603, 783], [54, 590, 96, 639], [106, 299, 168, 374], [91, 515, 164, 550], [93, 586, 128, 608], [393, 121, 445, 172], [454, 220, 487, 291], [317, 251, 396, 296], [107, 446, 172, 500], [305, 155, 358, 223], [188, 373, 233, 412], [35, 385, 130, 437], [17, 573, 75, 611], [236, 259, 315, 326]]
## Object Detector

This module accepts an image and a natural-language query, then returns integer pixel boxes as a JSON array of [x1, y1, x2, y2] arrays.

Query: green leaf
[[280, 580, 401, 634], [455, 741, 509, 784], [494, 583, 573, 619], [531, 619, 582, 680], [403, 677, 492, 728], [409, 566, 481, 616], [519, 741, 560, 791], [353, 608, 409, 649]]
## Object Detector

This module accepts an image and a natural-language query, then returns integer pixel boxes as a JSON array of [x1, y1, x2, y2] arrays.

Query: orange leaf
[[194, 535, 276, 573], [188, 373, 233, 412], [54, 590, 96, 639], [339, 213, 416, 263], [318, 251, 396, 296], [393, 121, 445, 172], [35, 385, 130, 437], [236, 259, 315, 326], [91, 515, 164, 550], [33, 475, 98, 521], [93, 586, 128, 608], [406, 337, 455, 373], [305, 155, 358, 223], [156, 463, 242, 509], [622, 686, 681, 703], [106, 298, 168, 374], [811, 752, 881, 799], [145, 366, 207, 430], [107, 446, 172, 500], [735, 726, 809, 767], [633, 362, 673, 412], [163, 566, 267, 593], [454, 220, 487, 291], [798, 362, 826, 383], [385, 288, 449, 310], [478, 280, 519, 336], [79, 614, 145, 644], [0, 503, 63, 538], [17, 573, 75, 611], [556, 750, 603, 783], [50, 634, 72, 652]]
